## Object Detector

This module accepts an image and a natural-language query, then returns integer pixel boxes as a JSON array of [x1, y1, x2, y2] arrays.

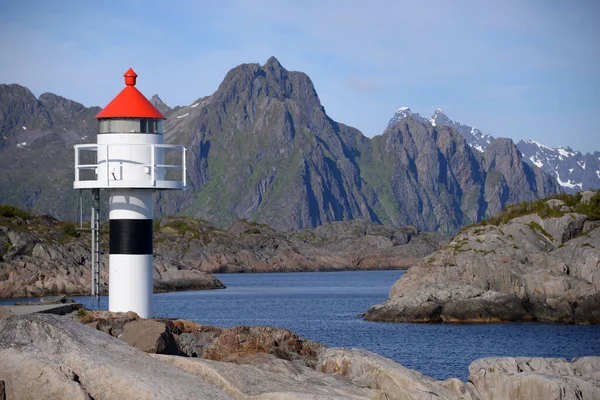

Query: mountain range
[[0, 57, 564, 233], [387, 107, 600, 193]]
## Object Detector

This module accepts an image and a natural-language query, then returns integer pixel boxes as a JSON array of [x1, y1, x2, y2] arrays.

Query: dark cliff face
[[358, 118, 560, 232], [159, 57, 374, 230], [483, 138, 559, 215], [0, 58, 560, 233]]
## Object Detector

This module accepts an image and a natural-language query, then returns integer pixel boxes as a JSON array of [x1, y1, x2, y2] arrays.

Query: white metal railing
[[74, 143, 186, 190]]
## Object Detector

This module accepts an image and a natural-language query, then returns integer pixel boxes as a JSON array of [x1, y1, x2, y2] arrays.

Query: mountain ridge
[[0, 57, 560, 233], [387, 106, 600, 193]]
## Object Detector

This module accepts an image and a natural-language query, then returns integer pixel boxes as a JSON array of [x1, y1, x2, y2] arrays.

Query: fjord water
[[61, 271, 600, 379]]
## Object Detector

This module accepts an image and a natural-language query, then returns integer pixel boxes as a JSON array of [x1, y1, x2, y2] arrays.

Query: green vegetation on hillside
[[0, 204, 32, 219], [475, 190, 600, 227]]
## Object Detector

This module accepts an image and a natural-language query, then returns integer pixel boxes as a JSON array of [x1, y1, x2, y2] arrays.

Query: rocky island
[[366, 191, 600, 324]]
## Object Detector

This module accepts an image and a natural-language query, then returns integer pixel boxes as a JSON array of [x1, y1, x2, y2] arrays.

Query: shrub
[[61, 222, 81, 238], [0, 204, 32, 219]]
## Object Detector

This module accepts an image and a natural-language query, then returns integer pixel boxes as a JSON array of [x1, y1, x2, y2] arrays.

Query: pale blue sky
[[1, 0, 598, 152]]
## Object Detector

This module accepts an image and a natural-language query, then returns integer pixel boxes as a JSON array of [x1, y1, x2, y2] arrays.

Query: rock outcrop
[[365, 192, 600, 323], [0, 211, 224, 298], [155, 217, 446, 274], [1, 209, 445, 299], [2, 314, 598, 399]]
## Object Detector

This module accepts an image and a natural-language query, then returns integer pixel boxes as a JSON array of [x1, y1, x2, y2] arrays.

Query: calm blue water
[[5, 270, 600, 380]]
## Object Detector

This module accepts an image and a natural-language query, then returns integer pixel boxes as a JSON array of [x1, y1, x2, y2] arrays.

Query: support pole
[[93, 188, 101, 310], [90, 205, 95, 306]]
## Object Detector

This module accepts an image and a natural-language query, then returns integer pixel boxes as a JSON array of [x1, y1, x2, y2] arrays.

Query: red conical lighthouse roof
[[95, 68, 165, 119]]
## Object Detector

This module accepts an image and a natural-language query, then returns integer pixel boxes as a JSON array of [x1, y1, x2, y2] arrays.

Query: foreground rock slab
[[155, 353, 375, 399], [1, 314, 599, 400], [318, 348, 476, 399], [0, 314, 231, 399]]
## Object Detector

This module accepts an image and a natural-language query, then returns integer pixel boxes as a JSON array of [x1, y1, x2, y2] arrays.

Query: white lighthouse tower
[[74, 69, 186, 318]]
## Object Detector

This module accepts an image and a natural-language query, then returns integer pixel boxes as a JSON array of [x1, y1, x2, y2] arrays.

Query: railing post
[[183, 147, 187, 188], [150, 144, 155, 186], [106, 145, 110, 186], [74, 146, 80, 183]]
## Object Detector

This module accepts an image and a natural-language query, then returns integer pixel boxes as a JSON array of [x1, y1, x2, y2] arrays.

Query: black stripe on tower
[[109, 219, 153, 255]]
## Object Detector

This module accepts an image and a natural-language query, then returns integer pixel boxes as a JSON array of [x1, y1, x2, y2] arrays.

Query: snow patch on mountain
[[386, 107, 428, 129], [555, 173, 582, 190], [518, 140, 599, 193], [529, 156, 544, 168]]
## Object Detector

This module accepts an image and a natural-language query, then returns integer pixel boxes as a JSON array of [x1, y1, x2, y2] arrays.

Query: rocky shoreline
[[0, 208, 445, 298], [366, 191, 600, 324], [0, 312, 598, 399]]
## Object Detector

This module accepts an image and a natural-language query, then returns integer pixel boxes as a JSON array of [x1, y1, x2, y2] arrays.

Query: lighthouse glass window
[[140, 119, 164, 134], [98, 119, 164, 134]]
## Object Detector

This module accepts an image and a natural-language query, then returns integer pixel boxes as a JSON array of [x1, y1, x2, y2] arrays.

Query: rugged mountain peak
[[485, 137, 521, 160], [430, 108, 451, 127], [0, 84, 50, 140], [387, 107, 428, 129], [264, 56, 283, 70], [212, 56, 322, 115], [517, 139, 599, 193], [150, 94, 172, 116], [394, 107, 412, 119], [38, 92, 89, 115]]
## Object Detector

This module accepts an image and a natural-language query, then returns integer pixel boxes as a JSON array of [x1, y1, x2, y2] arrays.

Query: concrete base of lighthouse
[[108, 189, 154, 318]]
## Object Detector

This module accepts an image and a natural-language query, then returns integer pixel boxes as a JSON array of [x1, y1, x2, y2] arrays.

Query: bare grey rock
[[512, 213, 588, 244], [179, 331, 221, 358], [154, 353, 375, 399], [468, 357, 600, 400], [366, 209, 600, 323], [0, 314, 232, 399], [582, 191, 597, 204], [317, 348, 476, 399], [155, 217, 446, 274]]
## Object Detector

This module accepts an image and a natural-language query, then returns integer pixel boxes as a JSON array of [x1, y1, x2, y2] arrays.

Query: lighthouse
[[74, 69, 186, 318]]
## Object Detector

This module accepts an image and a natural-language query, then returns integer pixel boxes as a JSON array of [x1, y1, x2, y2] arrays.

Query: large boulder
[[468, 357, 600, 400], [119, 319, 180, 355], [196, 325, 324, 367], [0, 314, 232, 399]]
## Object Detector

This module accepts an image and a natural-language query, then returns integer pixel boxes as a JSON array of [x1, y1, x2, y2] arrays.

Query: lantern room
[[74, 68, 186, 190]]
